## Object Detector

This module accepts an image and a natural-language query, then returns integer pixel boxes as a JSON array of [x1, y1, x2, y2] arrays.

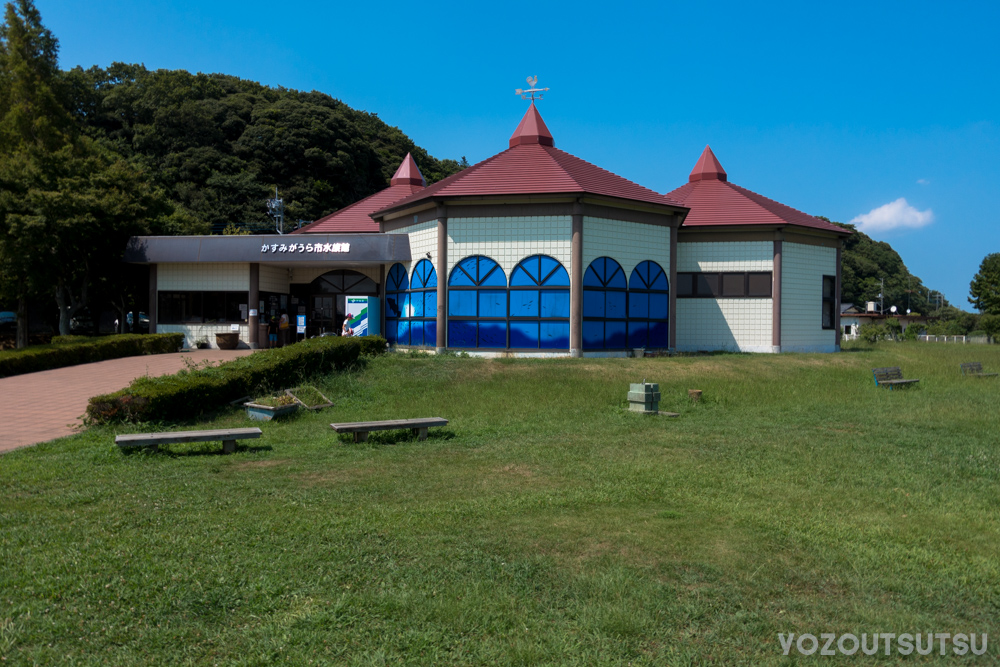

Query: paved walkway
[[0, 349, 255, 453]]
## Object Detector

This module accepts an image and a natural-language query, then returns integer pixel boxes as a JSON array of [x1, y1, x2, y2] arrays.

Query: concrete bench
[[872, 367, 919, 390], [330, 418, 448, 443], [115, 427, 263, 453], [960, 362, 998, 378]]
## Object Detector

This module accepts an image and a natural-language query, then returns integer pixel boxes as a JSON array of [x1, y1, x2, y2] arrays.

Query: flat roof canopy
[[124, 234, 411, 265]]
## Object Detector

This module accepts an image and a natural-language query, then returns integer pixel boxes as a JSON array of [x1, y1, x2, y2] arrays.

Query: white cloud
[[917, 178, 929, 185], [850, 198, 934, 234]]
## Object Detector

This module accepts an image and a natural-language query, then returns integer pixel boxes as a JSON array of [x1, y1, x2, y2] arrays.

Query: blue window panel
[[424, 321, 437, 347], [386, 294, 403, 319], [449, 290, 477, 317], [541, 290, 569, 318], [387, 263, 409, 292], [410, 321, 424, 347], [411, 292, 424, 318], [583, 321, 604, 349], [510, 290, 538, 317], [539, 256, 568, 286], [478, 321, 507, 347], [629, 292, 649, 319], [510, 263, 536, 287], [628, 321, 649, 348], [649, 293, 669, 319], [479, 290, 506, 317], [449, 320, 477, 347], [509, 321, 539, 348], [479, 263, 506, 287], [583, 265, 604, 287], [584, 289, 605, 317], [540, 321, 569, 349], [606, 291, 626, 319], [606, 320, 627, 348], [412, 259, 436, 289], [396, 319, 410, 346], [425, 291, 437, 318], [607, 262, 627, 288], [385, 318, 398, 343], [399, 293, 412, 318], [649, 320, 668, 347], [450, 257, 479, 286]]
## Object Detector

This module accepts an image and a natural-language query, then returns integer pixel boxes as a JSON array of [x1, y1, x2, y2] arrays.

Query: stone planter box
[[244, 401, 299, 421], [216, 332, 240, 349]]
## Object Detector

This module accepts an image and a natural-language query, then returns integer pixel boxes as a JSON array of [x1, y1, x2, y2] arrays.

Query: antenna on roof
[[265, 187, 285, 235], [515, 75, 549, 102]]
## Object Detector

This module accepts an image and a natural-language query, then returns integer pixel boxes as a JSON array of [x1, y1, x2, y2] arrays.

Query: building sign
[[296, 314, 306, 334], [260, 242, 351, 254], [346, 296, 369, 336]]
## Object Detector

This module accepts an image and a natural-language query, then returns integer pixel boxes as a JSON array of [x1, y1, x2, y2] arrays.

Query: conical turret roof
[[508, 103, 554, 147], [667, 147, 848, 233], [293, 154, 426, 234]]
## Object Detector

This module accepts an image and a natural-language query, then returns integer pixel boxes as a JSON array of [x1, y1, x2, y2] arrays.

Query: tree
[[0, 0, 78, 346], [979, 314, 1000, 344], [969, 253, 1000, 315]]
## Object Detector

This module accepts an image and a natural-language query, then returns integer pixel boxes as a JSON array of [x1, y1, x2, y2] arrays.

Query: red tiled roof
[[666, 146, 849, 234], [293, 154, 426, 234], [374, 105, 686, 217]]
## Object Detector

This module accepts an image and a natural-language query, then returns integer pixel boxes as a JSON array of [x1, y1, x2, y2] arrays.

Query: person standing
[[267, 316, 278, 348]]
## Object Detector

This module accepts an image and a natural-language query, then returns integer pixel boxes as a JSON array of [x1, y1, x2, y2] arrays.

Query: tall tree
[[0, 0, 75, 346], [969, 253, 1000, 315]]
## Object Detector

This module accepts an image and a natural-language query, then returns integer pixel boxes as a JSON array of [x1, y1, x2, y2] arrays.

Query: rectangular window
[[677, 272, 773, 298], [695, 273, 720, 297], [157, 291, 249, 324], [721, 273, 745, 297], [822, 275, 836, 329], [748, 273, 772, 297]]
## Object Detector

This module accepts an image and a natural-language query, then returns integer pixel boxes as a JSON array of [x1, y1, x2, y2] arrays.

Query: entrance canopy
[[124, 234, 411, 265]]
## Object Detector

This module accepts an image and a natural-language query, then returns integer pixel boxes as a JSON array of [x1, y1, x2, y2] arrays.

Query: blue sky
[[38, 0, 999, 308]]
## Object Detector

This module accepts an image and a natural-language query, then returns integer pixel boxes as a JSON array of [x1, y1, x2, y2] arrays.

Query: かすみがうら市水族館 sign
[[261, 242, 350, 254]]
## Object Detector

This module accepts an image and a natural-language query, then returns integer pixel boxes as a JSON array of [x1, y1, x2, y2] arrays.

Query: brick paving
[[0, 349, 255, 454]]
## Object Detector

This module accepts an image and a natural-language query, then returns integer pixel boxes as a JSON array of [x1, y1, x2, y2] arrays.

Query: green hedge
[[87, 335, 387, 424], [0, 333, 184, 378]]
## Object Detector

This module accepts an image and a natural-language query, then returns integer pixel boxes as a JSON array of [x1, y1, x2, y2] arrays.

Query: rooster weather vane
[[515, 76, 549, 102]]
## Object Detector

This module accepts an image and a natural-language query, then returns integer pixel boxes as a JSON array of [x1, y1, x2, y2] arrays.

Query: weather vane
[[515, 76, 549, 102]]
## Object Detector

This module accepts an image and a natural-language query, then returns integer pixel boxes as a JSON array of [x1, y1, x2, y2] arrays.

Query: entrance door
[[311, 296, 336, 335]]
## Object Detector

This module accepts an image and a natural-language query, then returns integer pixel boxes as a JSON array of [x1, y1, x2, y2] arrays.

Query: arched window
[[408, 259, 437, 347], [385, 263, 409, 344], [583, 257, 627, 349], [509, 255, 570, 349], [628, 260, 669, 348], [448, 255, 507, 348]]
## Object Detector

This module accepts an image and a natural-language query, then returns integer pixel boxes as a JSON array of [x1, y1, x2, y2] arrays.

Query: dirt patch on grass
[[296, 468, 372, 486], [230, 459, 290, 471], [495, 463, 535, 478]]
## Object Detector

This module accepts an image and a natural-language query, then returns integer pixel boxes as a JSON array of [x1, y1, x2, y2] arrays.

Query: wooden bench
[[330, 418, 448, 443], [115, 427, 263, 453], [960, 362, 998, 378], [872, 367, 920, 390]]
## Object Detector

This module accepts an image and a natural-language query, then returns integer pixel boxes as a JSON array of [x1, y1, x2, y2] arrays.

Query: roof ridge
[[546, 147, 686, 207]]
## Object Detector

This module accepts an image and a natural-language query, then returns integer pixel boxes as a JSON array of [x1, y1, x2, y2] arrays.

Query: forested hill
[[822, 218, 941, 315], [62, 63, 465, 232]]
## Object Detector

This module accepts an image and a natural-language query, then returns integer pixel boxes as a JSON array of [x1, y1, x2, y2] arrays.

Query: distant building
[[126, 104, 850, 354]]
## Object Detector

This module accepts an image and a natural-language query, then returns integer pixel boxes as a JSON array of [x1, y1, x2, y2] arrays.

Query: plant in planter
[[286, 385, 333, 410], [244, 393, 299, 421]]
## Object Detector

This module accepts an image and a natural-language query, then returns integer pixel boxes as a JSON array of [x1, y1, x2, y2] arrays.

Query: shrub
[[87, 335, 387, 424], [0, 333, 184, 378], [858, 323, 888, 344]]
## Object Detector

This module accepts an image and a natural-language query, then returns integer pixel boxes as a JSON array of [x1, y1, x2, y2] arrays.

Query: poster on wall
[[345, 296, 369, 336]]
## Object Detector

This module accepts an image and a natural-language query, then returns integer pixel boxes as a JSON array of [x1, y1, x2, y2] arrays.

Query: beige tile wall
[[675, 299, 774, 352], [676, 241, 772, 272], [781, 242, 837, 351], [448, 216, 572, 277], [158, 263, 249, 291]]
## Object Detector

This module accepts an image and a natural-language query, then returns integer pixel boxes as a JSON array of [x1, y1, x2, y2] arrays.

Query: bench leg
[[413, 427, 429, 441], [222, 439, 236, 454], [354, 431, 369, 443]]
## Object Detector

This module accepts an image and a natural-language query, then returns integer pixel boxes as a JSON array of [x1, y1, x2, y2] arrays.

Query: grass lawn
[[2, 343, 999, 664]]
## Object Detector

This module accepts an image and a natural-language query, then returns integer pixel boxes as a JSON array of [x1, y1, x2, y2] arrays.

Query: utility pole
[[266, 187, 285, 235]]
